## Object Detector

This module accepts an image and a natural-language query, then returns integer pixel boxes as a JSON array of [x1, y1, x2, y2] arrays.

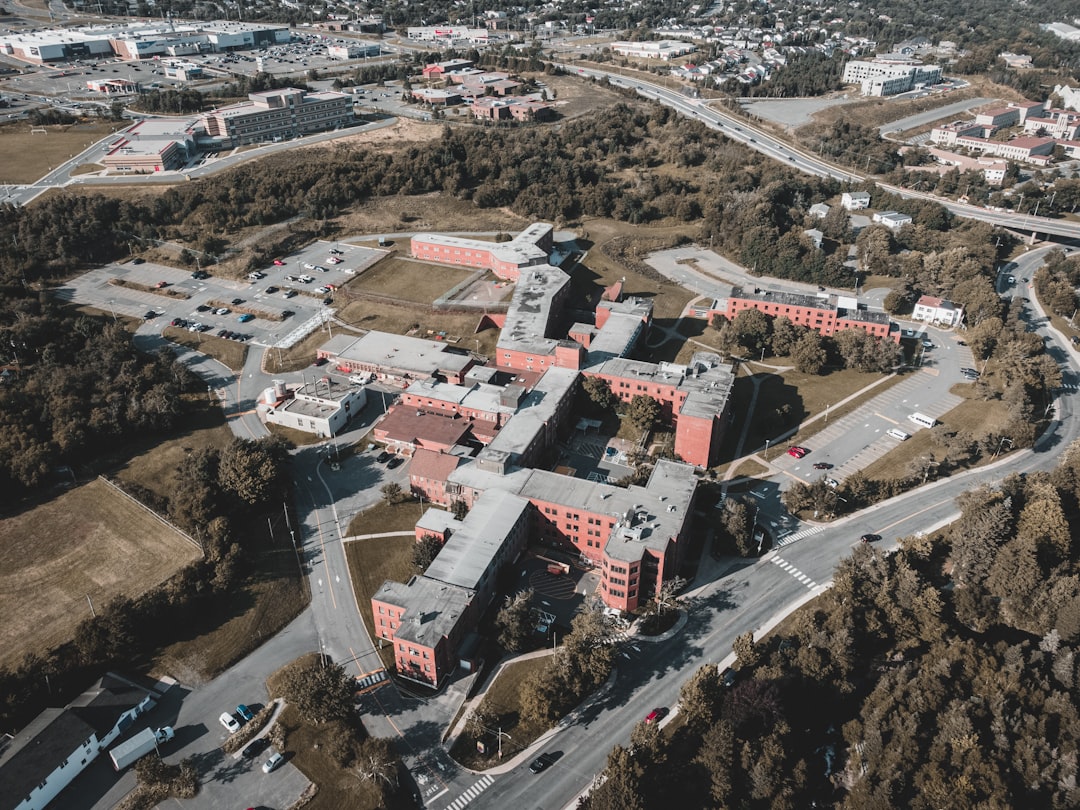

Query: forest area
[[582, 447, 1080, 810]]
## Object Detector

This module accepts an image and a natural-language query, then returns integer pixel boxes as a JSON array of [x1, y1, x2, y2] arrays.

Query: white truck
[[109, 726, 175, 771]]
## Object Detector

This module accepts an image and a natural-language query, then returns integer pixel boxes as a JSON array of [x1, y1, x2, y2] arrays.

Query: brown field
[[344, 533, 415, 672], [349, 256, 474, 303], [334, 297, 502, 356], [0, 120, 127, 184], [0, 479, 202, 669]]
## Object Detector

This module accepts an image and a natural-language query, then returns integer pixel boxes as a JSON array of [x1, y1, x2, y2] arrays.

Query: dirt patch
[[0, 479, 202, 670]]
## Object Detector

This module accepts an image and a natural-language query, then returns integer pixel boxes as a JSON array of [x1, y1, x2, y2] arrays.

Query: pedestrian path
[[353, 669, 389, 693]]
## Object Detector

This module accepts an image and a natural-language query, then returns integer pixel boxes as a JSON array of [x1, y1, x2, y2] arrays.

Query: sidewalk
[[341, 530, 415, 542]]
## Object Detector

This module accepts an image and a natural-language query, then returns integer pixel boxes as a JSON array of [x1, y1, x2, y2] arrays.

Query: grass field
[[349, 256, 475, 303], [450, 655, 555, 769], [334, 297, 502, 357], [344, 534, 416, 672], [0, 479, 202, 670], [0, 120, 127, 184]]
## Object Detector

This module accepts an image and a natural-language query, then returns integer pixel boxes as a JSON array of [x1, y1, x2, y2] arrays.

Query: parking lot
[[53, 240, 385, 349]]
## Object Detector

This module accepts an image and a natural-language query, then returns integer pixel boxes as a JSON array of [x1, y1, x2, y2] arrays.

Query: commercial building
[[0, 20, 289, 64], [411, 223, 554, 280], [327, 42, 382, 60], [0, 674, 167, 810], [198, 88, 353, 148], [258, 378, 367, 437], [611, 40, 698, 60], [406, 26, 489, 44], [723, 287, 898, 342], [471, 96, 555, 122], [952, 134, 1055, 163], [930, 121, 986, 146], [842, 57, 942, 96]]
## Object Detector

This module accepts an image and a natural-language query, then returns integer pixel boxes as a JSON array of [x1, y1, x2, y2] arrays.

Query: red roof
[[409, 448, 464, 484], [916, 295, 944, 308], [376, 406, 471, 449]]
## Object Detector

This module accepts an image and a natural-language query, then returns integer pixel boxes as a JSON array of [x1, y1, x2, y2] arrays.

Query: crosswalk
[[576, 440, 609, 458], [441, 775, 494, 810], [774, 525, 823, 547], [353, 669, 388, 694], [770, 555, 824, 591]]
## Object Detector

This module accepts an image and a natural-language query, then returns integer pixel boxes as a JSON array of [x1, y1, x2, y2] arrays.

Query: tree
[[582, 375, 616, 412], [380, 482, 404, 504], [218, 437, 288, 506], [579, 745, 646, 810], [412, 534, 442, 573], [679, 664, 725, 731], [732, 308, 773, 355], [733, 631, 760, 669], [791, 331, 827, 374], [353, 737, 399, 791], [719, 497, 756, 557], [278, 658, 355, 725], [495, 589, 534, 652], [769, 317, 801, 357], [627, 394, 661, 434]]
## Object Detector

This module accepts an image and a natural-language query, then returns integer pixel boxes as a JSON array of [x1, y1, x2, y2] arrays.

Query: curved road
[[563, 64, 1080, 241]]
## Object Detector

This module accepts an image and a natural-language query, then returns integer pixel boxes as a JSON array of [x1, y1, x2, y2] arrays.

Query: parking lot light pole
[[764, 438, 770, 460]]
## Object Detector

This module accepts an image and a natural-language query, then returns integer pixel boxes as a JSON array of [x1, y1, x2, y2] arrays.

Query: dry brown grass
[[163, 326, 249, 372], [262, 324, 365, 374], [344, 534, 416, 671], [0, 119, 128, 184], [574, 218, 697, 322], [349, 256, 474, 302], [333, 297, 502, 356], [0, 479, 202, 669]]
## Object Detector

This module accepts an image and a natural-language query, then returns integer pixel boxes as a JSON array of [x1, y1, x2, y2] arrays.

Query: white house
[[841, 191, 871, 210], [872, 211, 914, 231], [809, 202, 831, 219], [803, 228, 824, 249], [0, 674, 167, 810], [259, 378, 367, 437], [912, 294, 963, 327]]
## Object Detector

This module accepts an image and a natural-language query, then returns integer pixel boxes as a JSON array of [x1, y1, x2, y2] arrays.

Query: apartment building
[[410, 223, 554, 280], [842, 56, 942, 96], [724, 287, 898, 341]]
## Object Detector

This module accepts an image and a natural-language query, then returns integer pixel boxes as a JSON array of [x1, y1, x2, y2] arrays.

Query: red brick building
[[410, 223, 553, 281], [723, 287, 898, 342]]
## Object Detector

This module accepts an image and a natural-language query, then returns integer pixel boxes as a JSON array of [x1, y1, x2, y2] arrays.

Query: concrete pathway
[[342, 530, 416, 542]]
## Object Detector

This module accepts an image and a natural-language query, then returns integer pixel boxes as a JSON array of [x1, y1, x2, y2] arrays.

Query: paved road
[[563, 64, 1080, 241], [877, 96, 995, 135]]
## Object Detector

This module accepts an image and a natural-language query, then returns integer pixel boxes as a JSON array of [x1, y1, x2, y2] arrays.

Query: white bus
[[907, 412, 936, 429], [887, 428, 910, 441]]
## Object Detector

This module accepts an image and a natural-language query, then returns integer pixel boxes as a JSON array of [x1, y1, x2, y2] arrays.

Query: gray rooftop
[[406, 378, 517, 415], [585, 297, 653, 367], [374, 577, 473, 647], [731, 285, 833, 310], [496, 265, 571, 352], [483, 366, 578, 463], [323, 331, 471, 376], [414, 223, 552, 270], [424, 490, 530, 590], [520, 458, 697, 562]]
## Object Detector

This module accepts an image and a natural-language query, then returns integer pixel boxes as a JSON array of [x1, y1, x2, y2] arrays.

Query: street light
[[764, 438, 770, 460]]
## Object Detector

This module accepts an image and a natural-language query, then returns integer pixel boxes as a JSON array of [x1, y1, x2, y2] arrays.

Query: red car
[[645, 707, 669, 724], [787, 446, 808, 459], [273, 259, 285, 266]]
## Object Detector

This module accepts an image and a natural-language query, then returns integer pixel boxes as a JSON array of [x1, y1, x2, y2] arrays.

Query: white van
[[887, 428, 910, 441], [907, 412, 936, 429], [350, 373, 373, 385]]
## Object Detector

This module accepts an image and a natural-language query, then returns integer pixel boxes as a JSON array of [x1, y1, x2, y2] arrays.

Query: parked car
[[376, 451, 393, 464], [219, 712, 240, 734], [812, 462, 832, 470], [387, 456, 405, 470], [273, 259, 285, 266], [131, 257, 145, 264], [787, 446, 808, 459], [265, 286, 279, 294], [196, 304, 211, 312], [236, 704, 254, 722], [312, 356, 328, 366], [143, 310, 157, 320], [238, 313, 255, 323], [242, 737, 269, 758], [645, 707, 669, 724], [214, 307, 230, 315], [154, 281, 169, 288], [284, 290, 298, 298], [231, 298, 244, 305], [262, 752, 284, 773], [192, 270, 209, 280], [860, 533, 882, 543]]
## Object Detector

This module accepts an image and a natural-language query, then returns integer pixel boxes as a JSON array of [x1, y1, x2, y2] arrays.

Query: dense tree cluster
[[584, 441, 1080, 808], [748, 51, 848, 98], [0, 301, 195, 491], [130, 88, 206, 114], [1033, 250, 1080, 319]]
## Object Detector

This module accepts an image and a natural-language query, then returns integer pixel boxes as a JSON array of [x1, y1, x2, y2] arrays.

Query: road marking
[[875, 412, 900, 425], [774, 525, 823, 547], [770, 556, 820, 591]]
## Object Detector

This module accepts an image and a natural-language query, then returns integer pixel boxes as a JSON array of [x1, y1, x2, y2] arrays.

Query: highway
[[562, 64, 1080, 241]]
